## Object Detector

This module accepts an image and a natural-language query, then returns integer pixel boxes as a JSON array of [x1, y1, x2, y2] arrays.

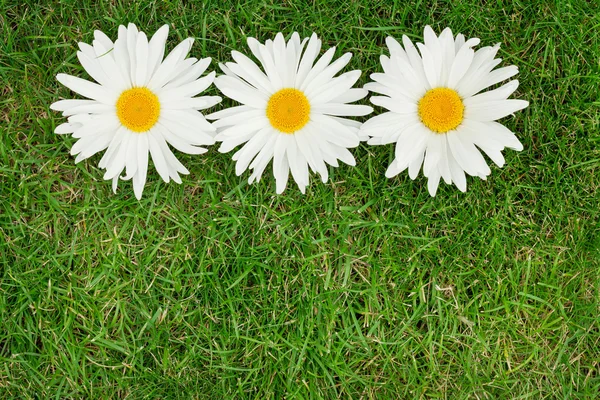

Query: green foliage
[[1, 0, 599, 398]]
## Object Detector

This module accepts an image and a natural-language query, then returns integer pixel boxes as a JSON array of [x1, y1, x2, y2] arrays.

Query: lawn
[[1, 0, 599, 398]]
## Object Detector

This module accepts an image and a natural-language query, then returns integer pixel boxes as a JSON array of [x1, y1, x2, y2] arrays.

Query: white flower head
[[51, 23, 221, 199], [361, 26, 529, 196], [206, 32, 373, 194]]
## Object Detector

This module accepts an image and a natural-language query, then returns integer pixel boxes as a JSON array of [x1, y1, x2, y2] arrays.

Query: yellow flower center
[[266, 88, 311, 134], [417, 87, 464, 133], [116, 87, 160, 133]]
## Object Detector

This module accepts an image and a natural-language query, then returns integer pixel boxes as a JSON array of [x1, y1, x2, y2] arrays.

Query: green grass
[[1, 0, 599, 398]]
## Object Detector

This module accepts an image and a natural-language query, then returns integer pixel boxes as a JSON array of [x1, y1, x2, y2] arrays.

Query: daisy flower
[[51, 23, 221, 199], [361, 26, 528, 196], [206, 32, 372, 194]]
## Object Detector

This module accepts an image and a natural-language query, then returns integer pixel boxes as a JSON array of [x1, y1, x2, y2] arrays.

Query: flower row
[[52, 24, 528, 199]]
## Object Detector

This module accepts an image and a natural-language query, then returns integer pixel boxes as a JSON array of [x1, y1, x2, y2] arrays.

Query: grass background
[[1, 0, 599, 398]]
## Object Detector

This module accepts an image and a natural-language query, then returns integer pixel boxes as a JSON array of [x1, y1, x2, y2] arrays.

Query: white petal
[[205, 105, 252, 120], [163, 57, 211, 89], [147, 38, 194, 91], [447, 41, 475, 88], [72, 131, 113, 162], [272, 32, 291, 86], [463, 80, 520, 106], [211, 109, 265, 129], [273, 135, 290, 194], [67, 114, 92, 124], [465, 99, 529, 121], [447, 149, 467, 192], [124, 133, 139, 179], [134, 32, 149, 87], [408, 147, 425, 179], [303, 128, 329, 182], [133, 134, 149, 200], [287, 138, 309, 193], [294, 129, 317, 174], [54, 122, 78, 134], [126, 23, 139, 86], [147, 25, 169, 79], [370, 96, 417, 115], [160, 72, 216, 102], [232, 127, 271, 175], [330, 88, 368, 104], [50, 99, 96, 111], [213, 75, 267, 107], [161, 109, 216, 135], [93, 30, 113, 50], [214, 116, 267, 142], [99, 126, 127, 169], [103, 131, 130, 180], [330, 145, 355, 166], [438, 136, 452, 184], [295, 33, 321, 88], [361, 112, 407, 135], [386, 36, 408, 61], [417, 43, 439, 88], [161, 96, 221, 111], [61, 103, 114, 117], [152, 128, 189, 176], [317, 139, 340, 167], [220, 131, 261, 154], [462, 119, 523, 151], [247, 37, 265, 65], [427, 168, 441, 196], [307, 70, 361, 104], [299, 47, 336, 91], [423, 134, 443, 177], [446, 129, 480, 176], [452, 127, 491, 176], [160, 126, 208, 155], [257, 42, 283, 90], [370, 67, 423, 101], [487, 121, 523, 151], [230, 51, 275, 93], [329, 116, 363, 130], [92, 40, 128, 90], [302, 53, 352, 94], [455, 34, 466, 52], [438, 28, 455, 85], [56, 73, 115, 104], [72, 115, 119, 139], [394, 123, 430, 166], [283, 34, 298, 88], [459, 65, 518, 98], [402, 35, 429, 90], [157, 118, 214, 146], [112, 175, 119, 193], [385, 159, 406, 178], [113, 26, 132, 88], [248, 129, 278, 184], [308, 116, 360, 148], [312, 103, 372, 117], [147, 131, 170, 183], [76, 50, 110, 88]]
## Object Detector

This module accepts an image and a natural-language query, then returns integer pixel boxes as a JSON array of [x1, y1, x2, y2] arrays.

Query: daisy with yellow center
[[51, 23, 221, 199], [206, 32, 373, 194], [361, 26, 529, 196]]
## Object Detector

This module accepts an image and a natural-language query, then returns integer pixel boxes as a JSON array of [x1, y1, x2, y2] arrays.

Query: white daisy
[[361, 26, 529, 196], [205, 32, 372, 194], [51, 23, 221, 199]]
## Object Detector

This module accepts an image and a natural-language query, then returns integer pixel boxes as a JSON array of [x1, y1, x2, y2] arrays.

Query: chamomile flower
[[206, 32, 372, 194], [51, 23, 221, 199], [361, 26, 528, 196]]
